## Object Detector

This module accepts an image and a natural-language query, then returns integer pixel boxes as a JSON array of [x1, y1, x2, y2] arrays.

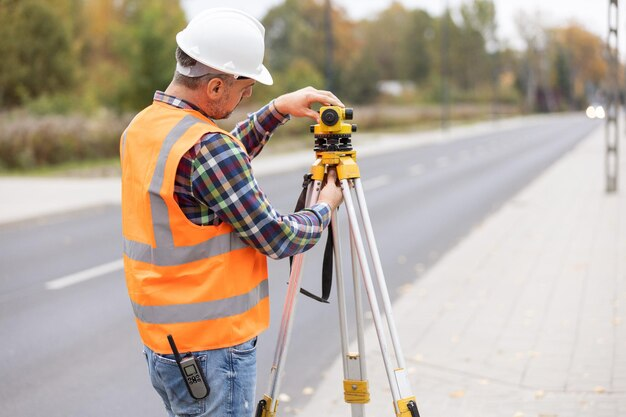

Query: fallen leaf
[[397, 283, 413, 295], [449, 390, 465, 398]]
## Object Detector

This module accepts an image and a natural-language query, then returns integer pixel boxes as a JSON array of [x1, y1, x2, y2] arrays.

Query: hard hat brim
[[254, 66, 273, 86]]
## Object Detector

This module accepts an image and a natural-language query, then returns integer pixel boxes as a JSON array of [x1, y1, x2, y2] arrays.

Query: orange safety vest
[[120, 101, 269, 354]]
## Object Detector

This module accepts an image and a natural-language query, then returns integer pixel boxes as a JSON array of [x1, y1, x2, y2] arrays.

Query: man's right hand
[[317, 168, 343, 210], [273, 86, 344, 122]]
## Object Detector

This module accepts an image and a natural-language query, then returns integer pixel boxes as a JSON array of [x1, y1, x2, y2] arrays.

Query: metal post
[[441, 4, 451, 130], [324, 0, 335, 91], [607, 0, 620, 192]]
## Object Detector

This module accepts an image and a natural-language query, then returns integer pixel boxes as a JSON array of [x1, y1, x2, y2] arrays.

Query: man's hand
[[273, 86, 345, 122], [317, 168, 343, 211]]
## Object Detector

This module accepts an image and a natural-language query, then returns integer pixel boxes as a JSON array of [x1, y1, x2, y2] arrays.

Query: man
[[120, 7, 344, 417]]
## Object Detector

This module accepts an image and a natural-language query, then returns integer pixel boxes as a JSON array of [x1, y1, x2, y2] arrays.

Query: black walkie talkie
[[167, 335, 209, 400]]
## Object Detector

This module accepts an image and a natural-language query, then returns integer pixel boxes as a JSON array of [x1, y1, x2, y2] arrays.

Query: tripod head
[[310, 106, 357, 152]]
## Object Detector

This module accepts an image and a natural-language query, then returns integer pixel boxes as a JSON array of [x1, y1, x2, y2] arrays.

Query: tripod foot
[[396, 397, 420, 417], [255, 396, 278, 417], [407, 400, 421, 417]]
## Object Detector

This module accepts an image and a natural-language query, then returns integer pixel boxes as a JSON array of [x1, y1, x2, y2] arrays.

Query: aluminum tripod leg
[[257, 179, 322, 417], [340, 178, 419, 416], [332, 209, 368, 416], [353, 178, 413, 399]]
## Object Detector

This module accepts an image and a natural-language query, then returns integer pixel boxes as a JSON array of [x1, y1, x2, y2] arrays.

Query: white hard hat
[[176, 8, 273, 85]]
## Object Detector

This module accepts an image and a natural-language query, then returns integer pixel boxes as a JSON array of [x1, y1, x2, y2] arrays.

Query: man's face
[[209, 78, 256, 120]]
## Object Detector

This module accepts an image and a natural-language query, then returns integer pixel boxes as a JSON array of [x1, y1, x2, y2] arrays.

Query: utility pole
[[324, 0, 335, 91], [441, 3, 451, 130], [606, 0, 620, 192]]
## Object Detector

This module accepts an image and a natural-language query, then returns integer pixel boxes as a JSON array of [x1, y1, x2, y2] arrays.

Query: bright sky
[[181, 0, 618, 49]]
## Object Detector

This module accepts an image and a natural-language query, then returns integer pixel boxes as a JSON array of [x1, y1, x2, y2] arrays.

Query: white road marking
[[362, 175, 391, 191], [459, 150, 471, 161], [409, 164, 424, 176], [45, 259, 123, 290], [436, 156, 450, 168]]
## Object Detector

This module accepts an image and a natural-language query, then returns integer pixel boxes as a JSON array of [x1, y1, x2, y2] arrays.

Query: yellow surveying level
[[256, 107, 421, 417]]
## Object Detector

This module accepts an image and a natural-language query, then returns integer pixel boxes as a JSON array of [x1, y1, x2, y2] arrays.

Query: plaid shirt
[[153, 91, 331, 260]]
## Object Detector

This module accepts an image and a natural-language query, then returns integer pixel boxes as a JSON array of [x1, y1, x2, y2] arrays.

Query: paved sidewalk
[[292, 125, 626, 417], [0, 177, 121, 225]]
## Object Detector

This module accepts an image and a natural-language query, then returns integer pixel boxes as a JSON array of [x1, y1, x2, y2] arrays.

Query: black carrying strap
[[289, 174, 334, 303]]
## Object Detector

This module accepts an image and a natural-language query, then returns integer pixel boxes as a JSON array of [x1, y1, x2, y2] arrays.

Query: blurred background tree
[[0, 0, 610, 114], [0, 0, 77, 108], [0, 0, 614, 169], [82, 0, 185, 111]]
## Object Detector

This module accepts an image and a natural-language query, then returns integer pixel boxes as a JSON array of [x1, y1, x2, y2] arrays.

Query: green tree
[[401, 9, 434, 84], [79, 0, 185, 111], [347, 3, 434, 102], [339, 48, 381, 103], [263, 0, 320, 72], [0, 0, 76, 107], [359, 2, 408, 81], [460, 0, 497, 50], [262, 0, 355, 94], [429, 12, 461, 92], [550, 24, 606, 106], [553, 47, 573, 107], [456, 0, 495, 91], [254, 58, 325, 104], [110, 0, 186, 110]]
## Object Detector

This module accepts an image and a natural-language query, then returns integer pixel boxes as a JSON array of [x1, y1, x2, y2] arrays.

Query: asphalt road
[[0, 114, 600, 416]]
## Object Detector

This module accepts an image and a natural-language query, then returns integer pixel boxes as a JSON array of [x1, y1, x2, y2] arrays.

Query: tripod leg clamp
[[255, 395, 278, 417], [396, 396, 420, 417], [343, 379, 370, 404]]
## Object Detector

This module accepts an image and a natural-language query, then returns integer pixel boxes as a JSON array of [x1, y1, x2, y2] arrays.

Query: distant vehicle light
[[586, 105, 596, 119], [595, 105, 605, 119]]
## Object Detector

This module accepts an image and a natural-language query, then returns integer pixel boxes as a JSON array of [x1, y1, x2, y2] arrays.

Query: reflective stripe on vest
[[132, 280, 269, 324], [148, 116, 194, 248], [123, 234, 247, 266]]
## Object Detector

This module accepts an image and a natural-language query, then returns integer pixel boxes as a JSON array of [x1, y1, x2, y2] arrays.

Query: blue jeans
[[143, 338, 257, 417]]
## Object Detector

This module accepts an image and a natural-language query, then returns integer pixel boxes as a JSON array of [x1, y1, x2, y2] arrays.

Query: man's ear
[[206, 78, 225, 98]]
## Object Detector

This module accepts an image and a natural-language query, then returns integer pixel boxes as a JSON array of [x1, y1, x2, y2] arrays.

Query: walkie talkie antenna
[[167, 334, 183, 363]]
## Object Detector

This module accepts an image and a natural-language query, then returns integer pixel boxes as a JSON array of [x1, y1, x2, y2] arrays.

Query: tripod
[[256, 108, 421, 417]]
